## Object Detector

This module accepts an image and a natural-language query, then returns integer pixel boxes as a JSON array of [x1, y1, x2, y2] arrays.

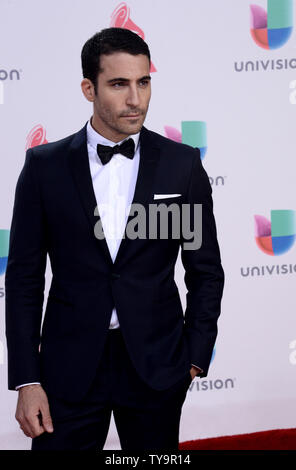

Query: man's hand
[[15, 384, 54, 438], [190, 365, 202, 380]]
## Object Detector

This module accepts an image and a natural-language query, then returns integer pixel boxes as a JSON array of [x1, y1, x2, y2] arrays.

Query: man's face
[[92, 52, 151, 142]]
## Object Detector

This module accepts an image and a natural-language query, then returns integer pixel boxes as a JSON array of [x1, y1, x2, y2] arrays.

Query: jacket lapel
[[67, 122, 160, 268], [67, 122, 114, 266]]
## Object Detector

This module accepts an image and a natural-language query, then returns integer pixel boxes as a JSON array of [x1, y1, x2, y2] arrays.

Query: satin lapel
[[67, 122, 114, 266], [114, 125, 160, 268]]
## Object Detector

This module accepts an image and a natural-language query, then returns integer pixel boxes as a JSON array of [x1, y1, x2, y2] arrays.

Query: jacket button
[[111, 273, 121, 280]]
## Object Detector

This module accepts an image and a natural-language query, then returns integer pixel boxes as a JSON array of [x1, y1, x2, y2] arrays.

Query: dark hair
[[81, 27, 151, 94]]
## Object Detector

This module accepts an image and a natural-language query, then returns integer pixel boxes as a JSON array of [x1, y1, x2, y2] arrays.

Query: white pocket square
[[153, 193, 182, 200]]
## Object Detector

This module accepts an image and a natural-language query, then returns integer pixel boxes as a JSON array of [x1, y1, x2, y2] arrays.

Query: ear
[[81, 78, 96, 102]]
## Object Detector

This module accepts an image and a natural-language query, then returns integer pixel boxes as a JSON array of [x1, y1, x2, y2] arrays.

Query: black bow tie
[[97, 138, 135, 165]]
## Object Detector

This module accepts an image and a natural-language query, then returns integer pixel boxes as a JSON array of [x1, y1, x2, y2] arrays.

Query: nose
[[126, 85, 140, 107]]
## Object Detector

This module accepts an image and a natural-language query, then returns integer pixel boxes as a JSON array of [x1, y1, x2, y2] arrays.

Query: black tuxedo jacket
[[5, 122, 224, 402]]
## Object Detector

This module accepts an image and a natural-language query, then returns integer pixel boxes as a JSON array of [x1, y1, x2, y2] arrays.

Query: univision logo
[[190, 378, 235, 392], [255, 210, 296, 255], [0, 69, 21, 80], [211, 347, 216, 363], [234, 1, 294, 73], [164, 121, 207, 160], [0, 230, 9, 275], [188, 344, 235, 393], [0, 69, 22, 104], [164, 121, 226, 187], [250, 0, 293, 50], [240, 210, 296, 278]]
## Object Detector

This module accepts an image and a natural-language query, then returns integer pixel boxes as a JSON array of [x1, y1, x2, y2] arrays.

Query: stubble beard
[[95, 102, 148, 138]]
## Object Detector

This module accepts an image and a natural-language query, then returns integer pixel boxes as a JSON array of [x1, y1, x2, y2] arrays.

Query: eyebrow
[[107, 75, 151, 84]]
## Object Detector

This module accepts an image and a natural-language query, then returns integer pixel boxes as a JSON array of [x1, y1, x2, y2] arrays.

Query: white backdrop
[[0, 0, 296, 450]]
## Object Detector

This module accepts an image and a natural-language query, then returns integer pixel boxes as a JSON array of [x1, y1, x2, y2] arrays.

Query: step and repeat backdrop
[[0, 0, 296, 450]]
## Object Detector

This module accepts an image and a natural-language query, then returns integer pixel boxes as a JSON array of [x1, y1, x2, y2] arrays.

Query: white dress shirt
[[87, 117, 141, 329], [15, 118, 202, 389]]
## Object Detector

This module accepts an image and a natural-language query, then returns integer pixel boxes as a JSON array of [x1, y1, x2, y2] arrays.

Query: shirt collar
[[86, 116, 140, 152]]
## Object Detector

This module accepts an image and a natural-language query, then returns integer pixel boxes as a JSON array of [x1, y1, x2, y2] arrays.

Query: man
[[5, 27, 224, 450]]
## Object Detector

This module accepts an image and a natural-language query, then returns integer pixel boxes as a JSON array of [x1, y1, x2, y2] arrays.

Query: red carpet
[[179, 428, 296, 450]]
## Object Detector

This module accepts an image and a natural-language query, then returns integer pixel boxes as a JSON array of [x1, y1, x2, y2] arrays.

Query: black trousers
[[31, 328, 192, 451]]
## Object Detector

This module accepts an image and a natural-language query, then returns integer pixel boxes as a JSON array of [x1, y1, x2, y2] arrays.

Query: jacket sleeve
[[5, 148, 47, 390], [181, 148, 224, 377]]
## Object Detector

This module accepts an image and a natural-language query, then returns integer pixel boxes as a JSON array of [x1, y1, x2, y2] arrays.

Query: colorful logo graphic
[[255, 210, 296, 255], [0, 230, 10, 275], [25, 124, 48, 150], [250, 0, 293, 50], [211, 347, 216, 364], [110, 2, 156, 72], [164, 121, 207, 160]]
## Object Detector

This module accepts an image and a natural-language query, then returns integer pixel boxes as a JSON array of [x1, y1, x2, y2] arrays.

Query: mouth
[[121, 114, 141, 118]]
